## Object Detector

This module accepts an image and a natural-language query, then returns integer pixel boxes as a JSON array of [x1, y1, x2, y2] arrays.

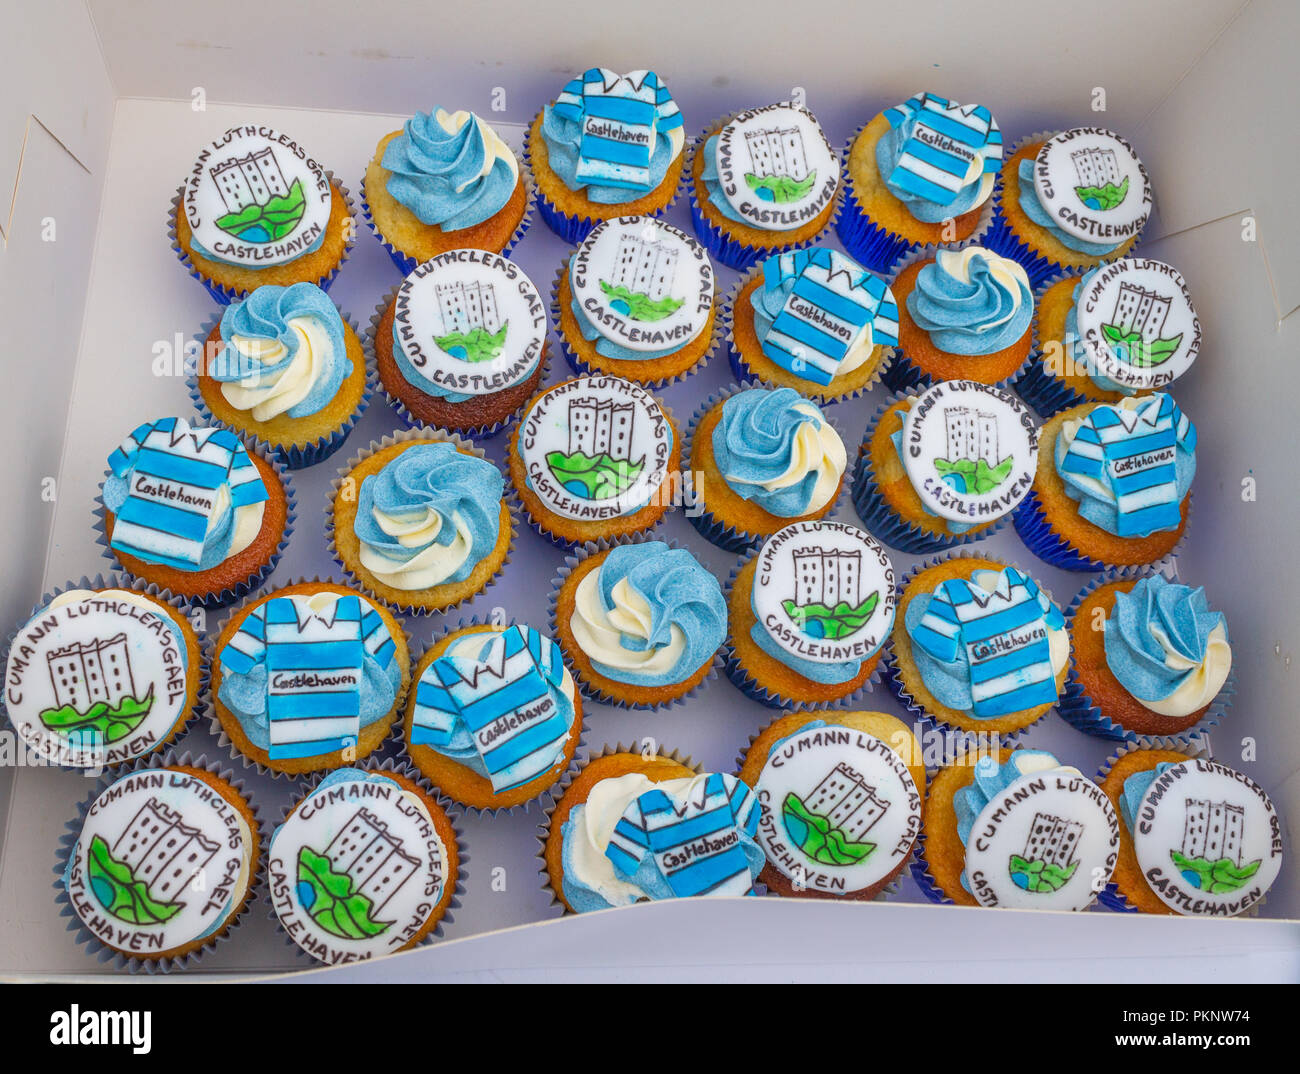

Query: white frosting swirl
[[1142, 621, 1231, 717], [358, 505, 474, 590], [935, 246, 1031, 298], [754, 400, 846, 513], [570, 572, 685, 674], [220, 315, 337, 422], [215, 483, 264, 561], [434, 108, 520, 187]]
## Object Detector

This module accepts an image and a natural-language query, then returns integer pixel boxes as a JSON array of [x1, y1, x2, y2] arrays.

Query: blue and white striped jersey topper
[[219, 592, 396, 760], [759, 248, 899, 386], [551, 68, 682, 194], [606, 772, 760, 898], [410, 625, 575, 794], [107, 416, 268, 570], [883, 93, 1003, 207], [910, 567, 1065, 719], [1056, 393, 1195, 539]]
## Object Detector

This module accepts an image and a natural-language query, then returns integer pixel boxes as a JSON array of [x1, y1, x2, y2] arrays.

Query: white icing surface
[[359, 505, 473, 590], [730, 400, 845, 513], [221, 313, 337, 421], [1138, 621, 1231, 718], [1032, 127, 1152, 244]]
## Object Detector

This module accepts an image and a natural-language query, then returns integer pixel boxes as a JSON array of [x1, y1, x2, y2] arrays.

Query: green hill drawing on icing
[[1170, 849, 1261, 895], [597, 280, 684, 323], [781, 592, 879, 641], [934, 455, 1014, 495], [546, 450, 645, 500], [215, 177, 306, 242], [1008, 853, 1079, 893], [1100, 323, 1183, 368], [781, 792, 875, 867], [296, 846, 393, 940], [434, 322, 508, 363], [745, 171, 818, 204], [87, 834, 184, 925], [40, 687, 155, 745], [1074, 175, 1129, 211]]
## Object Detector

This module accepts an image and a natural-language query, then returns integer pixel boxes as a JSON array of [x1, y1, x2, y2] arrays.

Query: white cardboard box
[[0, 0, 1296, 981]]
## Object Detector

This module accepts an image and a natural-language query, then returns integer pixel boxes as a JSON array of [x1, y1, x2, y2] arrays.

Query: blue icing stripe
[[217, 593, 401, 756], [712, 387, 829, 516], [1054, 393, 1196, 538], [213, 283, 352, 418], [1016, 157, 1118, 255], [560, 813, 673, 911], [905, 252, 1032, 355], [409, 625, 575, 792]]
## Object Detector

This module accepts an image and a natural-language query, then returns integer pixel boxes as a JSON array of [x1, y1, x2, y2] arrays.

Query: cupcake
[[918, 748, 1119, 910], [268, 765, 460, 961], [838, 93, 1002, 272], [330, 435, 512, 615], [726, 520, 895, 709], [738, 711, 924, 900], [374, 250, 549, 435], [554, 215, 719, 386], [3, 579, 202, 770], [552, 540, 726, 708], [172, 125, 352, 302], [690, 386, 847, 553], [691, 102, 841, 270], [852, 380, 1038, 554], [99, 416, 293, 606], [194, 282, 369, 467], [363, 108, 529, 273], [1100, 750, 1282, 916], [543, 750, 762, 911], [891, 556, 1070, 739], [1014, 392, 1194, 573], [1015, 258, 1202, 418], [59, 760, 260, 967], [529, 68, 685, 243], [884, 246, 1033, 392], [987, 127, 1153, 285], [509, 375, 680, 547], [405, 620, 582, 811], [211, 581, 410, 776], [1062, 573, 1232, 742], [729, 245, 899, 404]]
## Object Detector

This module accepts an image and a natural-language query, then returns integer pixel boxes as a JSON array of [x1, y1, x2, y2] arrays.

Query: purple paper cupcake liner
[[0, 574, 208, 772], [53, 750, 268, 974], [849, 391, 1008, 556], [265, 755, 469, 963], [94, 432, 297, 609], [359, 163, 535, 277], [188, 307, 376, 470], [1057, 571, 1234, 745], [168, 175, 356, 306], [546, 537, 725, 712], [1012, 486, 1190, 576], [910, 828, 954, 905]]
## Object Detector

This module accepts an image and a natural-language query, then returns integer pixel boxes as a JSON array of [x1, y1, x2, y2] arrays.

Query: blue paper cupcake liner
[[0, 574, 208, 772], [188, 307, 375, 470], [546, 537, 725, 712], [324, 428, 513, 617], [168, 175, 356, 306], [53, 750, 268, 973], [548, 262, 722, 390], [94, 433, 296, 609], [1009, 267, 1098, 418], [723, 268, 894, 405], [265, 755, 468, 963], [849, 390, 1009, 556], [359, 165, 535, 277], [909, 828, 954, 905], [1056, 571, 1234, 745], [1012, 486, 1190, 576]]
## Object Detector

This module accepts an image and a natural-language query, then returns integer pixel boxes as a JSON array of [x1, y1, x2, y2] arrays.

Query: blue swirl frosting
[[381, 109, 517, 231], [212, 282, 352, 418], [905, 250, 1033, 355], [1118, 761, 1179, 832], [875, 118, 989, 224], [541, 104, 679, 204], [700, 134, 750, 226], [1016, 157, 1118, 255]]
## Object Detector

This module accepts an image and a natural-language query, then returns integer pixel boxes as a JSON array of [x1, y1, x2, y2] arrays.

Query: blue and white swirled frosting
[[211, 283, 351, 420], [382, 108, 519, 231], [1103, 575, 1231, 718], [712, 388, 846, 517], [353, 442, 503, 591], [905, 248, 1032, 355], [569, 542, 726, 687]]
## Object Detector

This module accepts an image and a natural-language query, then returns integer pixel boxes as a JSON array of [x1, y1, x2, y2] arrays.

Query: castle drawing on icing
[[86, 797, 219, 925], [781, 547, 879, 641], [1008, 811, 1082, 893], [598, 233, 684, 322], [40, 632, 156, 744], [432, 280, 508, 363], [546, 395, 646, 500], [781, 762, 888, 867], [297, 807, 422, 940], [1069, 145, 1129, 210], [208, 145, 306, 243], [1098, 280, 1183, 368], [1170, 796, 1261, 894], [934, 405, 1014, 495], [743, 124, 818, 204]]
